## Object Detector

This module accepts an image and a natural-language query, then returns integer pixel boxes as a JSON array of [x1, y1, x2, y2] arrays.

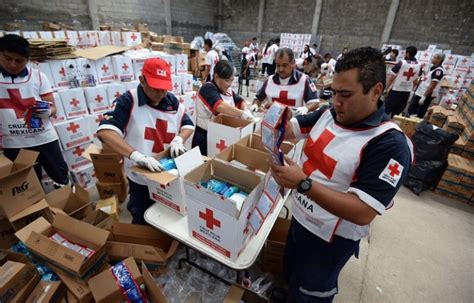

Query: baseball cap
[[142, 58, 172, 90]]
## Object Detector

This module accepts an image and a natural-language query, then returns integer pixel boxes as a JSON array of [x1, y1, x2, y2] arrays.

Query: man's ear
[[138, 75, 145, 85], [372, 82, 384, 102]]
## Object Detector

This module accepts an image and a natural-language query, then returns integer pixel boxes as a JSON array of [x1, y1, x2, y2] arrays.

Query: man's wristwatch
[[297, 177, 312, 194]]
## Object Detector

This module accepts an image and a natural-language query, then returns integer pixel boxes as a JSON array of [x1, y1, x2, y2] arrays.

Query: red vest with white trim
[[392, 60, 421, 92], [126, 89, 186, 185], [265, 73, 306, 108], [292, 110, 413, 242], [0, 68, 58, 148]]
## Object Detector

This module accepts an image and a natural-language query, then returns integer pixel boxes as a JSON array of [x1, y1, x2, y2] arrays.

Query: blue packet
[[207, 179, 228, 194], [159, 157, 177, 171], [223, 186, 240, 198]]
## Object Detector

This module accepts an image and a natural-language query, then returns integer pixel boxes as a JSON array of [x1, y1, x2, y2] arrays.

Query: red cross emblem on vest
[[95, 95, 104, 103], [303, 129, 338, 179], [388, 163, 400, 177], [216, 139, 227, 151], [199, 208, 221, 230], [272, 91, 296, 107], [122, 63, 129, 71], [402, 67, 416, 81], [144, 119, 176, 153], [67, 122, 80, 134], [0, 88, 36, 119], [101, 64, 109, 73]]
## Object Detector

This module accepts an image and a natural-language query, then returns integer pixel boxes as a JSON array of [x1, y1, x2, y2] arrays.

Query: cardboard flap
[[0, 155, 13, 177], [15, 217, 52, 243], [146, 171, 178, 186], [224, 284, 245, 302], [212, 160, 261, 193], [165, 240, 179, 259], [12, 149, 39, 170], [45, 186, 71, 209], [8, 199, 49, 223], [111, 221, 173, 247], [214, 114, 252, 129], [174, 147, 204, 176], [74, 45, 129, 60], [141, 262, 168, 303], [74, 185, 90, 204], [82, 144, 102, 161], [53, 213, 110, 248]]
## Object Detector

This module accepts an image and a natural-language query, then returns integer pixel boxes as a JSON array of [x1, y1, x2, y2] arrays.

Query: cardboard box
[[106, 221, 179, 271], [48, 60, 70, 88], [105, 82, 127, 103], [69, 58, 98, 88], [178, 92, 197, 125], [0, 261, 32, 302], [83, 144, 126, 183], [58, 87, 88, 119], [134, 147, 203, 215], [0, 217, 16, 249], [95, 196, 119, 221], [122, 32, 142, 47], [130, 57, 147, 80], [55, 118, 93, 150], [94, 57, 116, 84], [124, 80, 139, 91], [70, 164, 97, 189], [88, 257, 144, 302], [160, 53, 176, 74], [56, 271, 92, 303], [83, 85, 110, 114], [50, 92, 67, 124], [236, 133, 297, 161], [175, 54, 188, 74], [26, 280, 66, 303], [10, 269, 40, 303], [184, 159, 263, 260], [171, 74, 181, 95], [82, 209, 115, 231], [140, 262, 168, 303], [96, 180, 128, 202], [62, 142, 93, 171], [111, 55, 134, 82], [262, 217, 290, 275], [216, 143, 270, 176], [15, 214, 110, 280], [8, 199, 54, 231], [0, 150, 45, 218], [179, 72, 193, 93], [207, 115, 255, 157], [45, 185, 92, 219], [224, 284, 268, 303]]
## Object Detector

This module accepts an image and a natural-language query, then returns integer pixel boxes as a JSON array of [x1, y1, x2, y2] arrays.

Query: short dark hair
[[312, 43, 318, 48], [391, 49, 399, 57], [323, 53, 332, 59], [214, 60, 234, 79], [335, 47, 386, 94], [252, 37, 257, 41], [204, 39, 213, 49], [405, 46, 417, 59], [0, 34, 30, 58], [275, 47, 294, 62]]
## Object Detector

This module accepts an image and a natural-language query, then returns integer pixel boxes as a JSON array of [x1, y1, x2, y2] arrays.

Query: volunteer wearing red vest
[[98, 58, 195, 224], [269, 47, 413, 302], [0, 34, 70, 187], [192, 60, 256, 156], [256, 48, 319, 116], [384, 46, 422, 117]]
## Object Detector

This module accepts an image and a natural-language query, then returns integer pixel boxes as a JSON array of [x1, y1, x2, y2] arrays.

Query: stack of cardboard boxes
[[392, 115, 424, 137], [454, 81, 474, 159], [434, 153, 474, 203]]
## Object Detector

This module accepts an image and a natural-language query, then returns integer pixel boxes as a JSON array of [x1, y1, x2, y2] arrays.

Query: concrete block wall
[[171, 0, 218, 41]]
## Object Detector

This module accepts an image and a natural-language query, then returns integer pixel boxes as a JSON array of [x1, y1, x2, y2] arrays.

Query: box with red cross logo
[[124, 80, 140, 91], [111, 55, 135, 82], [129, 56, 147, 80], [179, 73, 193, 93], [58, 88, 89, 120], [175, 54, 188, 74], [54, 118, 93, 150], [30, 61, 55, 90], [416, 51, 433, 76], [133, 147, 204, 215], [207, 114, 255, 158], [94, 57, 116, 84], [179, 92, 197, 126], [70, 163, 97, 189], [442, 54, 458, 76], [48, 60, 70, 89], [87, 113, 106, 139], [62, 142, 93, 171], [184, 159, 264, 261], [160, 53, 176, 75], [171, 75, 182, 95], [105, 82, 127, 104], [122, 32, 142, 47], [50, 92, 67, 125], [83, 85, 110, 114]]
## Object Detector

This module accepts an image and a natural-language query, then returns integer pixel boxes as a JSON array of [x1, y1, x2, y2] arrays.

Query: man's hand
[[130, 151, 164, 172], [418, 96, 426, 105], [170, 136, 187, 158], [269, 156, 307, 189], [32, 108, 52, 119]]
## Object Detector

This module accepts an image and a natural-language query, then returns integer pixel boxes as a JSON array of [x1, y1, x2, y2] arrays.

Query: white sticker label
[[378, 158, 404, 188]]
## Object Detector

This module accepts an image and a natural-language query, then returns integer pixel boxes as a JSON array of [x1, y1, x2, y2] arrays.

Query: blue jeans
[[284, 218, 360, 303]]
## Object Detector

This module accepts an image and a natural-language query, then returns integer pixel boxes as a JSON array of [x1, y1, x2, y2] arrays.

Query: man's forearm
[[178, 128, 194, 141], [97, 129, 134, 158]]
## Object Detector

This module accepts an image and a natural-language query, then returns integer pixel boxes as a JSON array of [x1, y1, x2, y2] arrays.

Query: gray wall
[[0, 0, 473, 55]]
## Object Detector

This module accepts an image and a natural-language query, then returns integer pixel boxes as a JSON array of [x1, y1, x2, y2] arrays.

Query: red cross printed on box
[[95, 114, 104, 124], [216, 139, 227, 151], [114, 91, 122, 98], [101, 64, 109, 73], [403, 68, 416, 81], [187, 80, 192, 86], [455, 74, 462, 79], [0, 88, 36, 119], [388, 163, 400, 177], [67, 122, 80, 134], [73, 146, 85, 156], [130, 33, 138, 41], [122, 63, 129, 71], [180, 60, 186, 67], [173, 83, 179, 90], [423, 53, 429, 58], [59, 67, 66, 77], [70, 98, 80, 107], [191, 95, 197, 102], [144, 119, 176, 153], [272, 91, 296, 107], [95, 95, 104, 103], [199, 208, 221, 230], [303, 129, 338, 179]]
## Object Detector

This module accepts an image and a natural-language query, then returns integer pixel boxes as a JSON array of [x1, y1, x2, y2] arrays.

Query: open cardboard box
[[96, 180, 129, 202], [207, 114, 255, 157], [82, 209, 116, 231], [133, 147, 203, 215], [96, 196, 120, 221], [0, 249, 40, 302], [262, 217, 291, 275], [26, 280, 66, 303], [0, 150, 45, 218], [56, 270, 93, 303], [106, 221, 179, 273], [184, 159, 263, 260], [8, 198, 54, 231], [45, 185, 92, 219], [236, 133, 297, 161], [215, 143, 270, 176], [83, 144, 126, 183], [224, 283, 269, 302], [15, 213, 110, 280]]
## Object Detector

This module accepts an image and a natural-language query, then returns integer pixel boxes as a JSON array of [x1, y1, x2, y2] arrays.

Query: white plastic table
[[144, 191, 289, 274]]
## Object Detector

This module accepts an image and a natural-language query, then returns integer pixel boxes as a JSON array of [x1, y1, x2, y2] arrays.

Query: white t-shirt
[[241, 47, 250, 55], [268, 44, 279, 63], [328, 58, 337, 70], [205, 49, 220, 80]]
